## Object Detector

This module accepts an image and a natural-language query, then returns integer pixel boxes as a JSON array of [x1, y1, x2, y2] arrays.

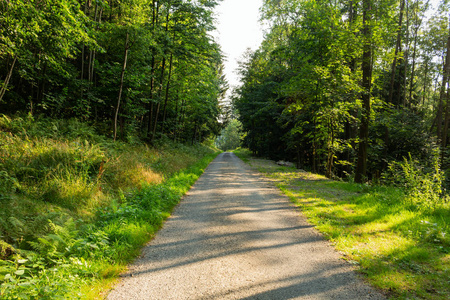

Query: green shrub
[[382, 152, 448, 210]]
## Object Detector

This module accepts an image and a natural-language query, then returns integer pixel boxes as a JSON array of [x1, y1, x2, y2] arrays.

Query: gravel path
[[107, 153, 385, 299]]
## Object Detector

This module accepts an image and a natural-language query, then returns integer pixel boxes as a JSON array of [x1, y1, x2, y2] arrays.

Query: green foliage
[[234, 0, 449, 187], [0, 0, 226, 144], [382, 152, 448, 210], [215, 119, 242, 151], [0, 116, 219, 299], [243, 153, 450, 300]]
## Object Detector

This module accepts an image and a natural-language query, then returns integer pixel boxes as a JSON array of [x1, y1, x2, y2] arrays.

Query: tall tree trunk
[[345, 0, 358, 175], [441, 88, 450, 163], [0, 55, 17, 102], [403, 0, 409, 107], [146, 0, 159, 138], [388, 0, 405, 106], [161, 53, 174, 135], [114, 32, 129, 141], [147, 59, 156, 137], [409, 22, 420, 104], [435, 28, 450, 140], [423, 60, 429, 106], [151, 56, 166, 142], [81, 45, 85, 82], [439, 30, 450, 162], [88, 3, 97, 87], [191, 120, 198, 145], [39, 63, 47, 104], [326, 124, 335, 178], [89, 6, 101, 87], [355, 0, 373, 183], [172, 92, 180, 141], [174, 96, 185, 142], [151, 2, 171, 142]]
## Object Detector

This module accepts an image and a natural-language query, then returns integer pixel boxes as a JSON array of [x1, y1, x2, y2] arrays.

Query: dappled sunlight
[[108, 152, 383, 299], [241, 154, 450, 299], [354, 210, 417, 235]]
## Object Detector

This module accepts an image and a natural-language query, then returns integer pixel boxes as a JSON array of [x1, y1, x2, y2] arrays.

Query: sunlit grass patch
[[0, 116, 220, 299], [236, 152, 450, 300]]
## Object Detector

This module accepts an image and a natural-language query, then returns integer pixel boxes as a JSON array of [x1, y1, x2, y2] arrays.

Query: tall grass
[[234, 148, 450, 300], [0, 114, 219, 299]]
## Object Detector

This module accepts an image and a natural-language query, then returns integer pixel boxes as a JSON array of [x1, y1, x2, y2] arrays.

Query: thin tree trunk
[[151, 56, 166, 142], [81, 45, 85, 82], [146, 0, 159, 138], [355, 0, 373, 183], [345, 0, 358, 175], [147, 59, 156, 136], [114, 32, 129, 141], [90, 6, 101, 86], [409, 23, 419, 104], [151, 2, 171, 142], [403, 0, 409, 107], [88, 4, 98, 86], [441, 88, 450, 163], [423, 60, 429, 106], [174, 96, 185, 142], [162, 53, 174, 135], [388, 0, 405, 106], [326, 124, 335, 178], [0, 55, 17, 102], [435, 28, 450, 140], [191, 121, 198, 145], [39, 63, 47, 104]]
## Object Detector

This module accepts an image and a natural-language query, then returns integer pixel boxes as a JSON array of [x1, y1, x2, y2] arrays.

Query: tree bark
[[0, 55, 17, 102], [441, 88, 450, 162], [151, 2, 171, 142], [146, 0, 159, 138], [151, 56, 166, 142], [162, 53, 174, 135], [436, 28, 450, 141], [403, 0, 409, 107], [114, 32, 129, 141], [409, 21, 420, 104], [388, 0, 405, 106], [354, 0, 372, 183], [439, 31, 450, 163], [423, 60, 428, 106]]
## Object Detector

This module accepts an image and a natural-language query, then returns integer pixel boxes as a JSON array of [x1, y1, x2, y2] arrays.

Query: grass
[[233, 148, 450, 300], [0, 114, 220, 299]]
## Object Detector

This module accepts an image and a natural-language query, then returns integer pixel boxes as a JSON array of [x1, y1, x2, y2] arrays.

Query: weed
[[240, 152, 450, 300], [382, 152, 449, 210], [0, 115, 219, 299]]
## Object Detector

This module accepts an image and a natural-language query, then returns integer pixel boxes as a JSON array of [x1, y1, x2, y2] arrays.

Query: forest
[[233, 0, 450, 195], [0, 0, 225, 298], [1, 0, 449, 298], [0, 0, 226, 144]]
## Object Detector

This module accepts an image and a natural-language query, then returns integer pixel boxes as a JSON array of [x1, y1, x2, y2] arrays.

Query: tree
[[354, 0, 373, 183], [216, 119, 242, 151]]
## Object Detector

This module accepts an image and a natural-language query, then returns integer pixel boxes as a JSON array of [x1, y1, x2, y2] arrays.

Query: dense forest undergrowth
[[0, 115, 219, 299], [234, 148, 449, 300]]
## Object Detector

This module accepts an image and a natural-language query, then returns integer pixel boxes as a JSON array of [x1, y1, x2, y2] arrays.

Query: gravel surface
[[107, 152, 386, 300]]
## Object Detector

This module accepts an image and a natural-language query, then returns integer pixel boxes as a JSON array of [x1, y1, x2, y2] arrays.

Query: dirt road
[[107, 152, 385, 299]]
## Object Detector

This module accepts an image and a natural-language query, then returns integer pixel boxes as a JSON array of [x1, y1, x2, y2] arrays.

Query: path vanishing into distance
[[107, 153, 386, 300]]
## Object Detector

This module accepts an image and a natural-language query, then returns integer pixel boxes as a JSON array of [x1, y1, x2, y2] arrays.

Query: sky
[[212, 0, 442, 99], [213, 0, 265, 96]]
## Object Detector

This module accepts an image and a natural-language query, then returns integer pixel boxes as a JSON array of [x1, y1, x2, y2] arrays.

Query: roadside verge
[[233, 148, 449, 300]]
